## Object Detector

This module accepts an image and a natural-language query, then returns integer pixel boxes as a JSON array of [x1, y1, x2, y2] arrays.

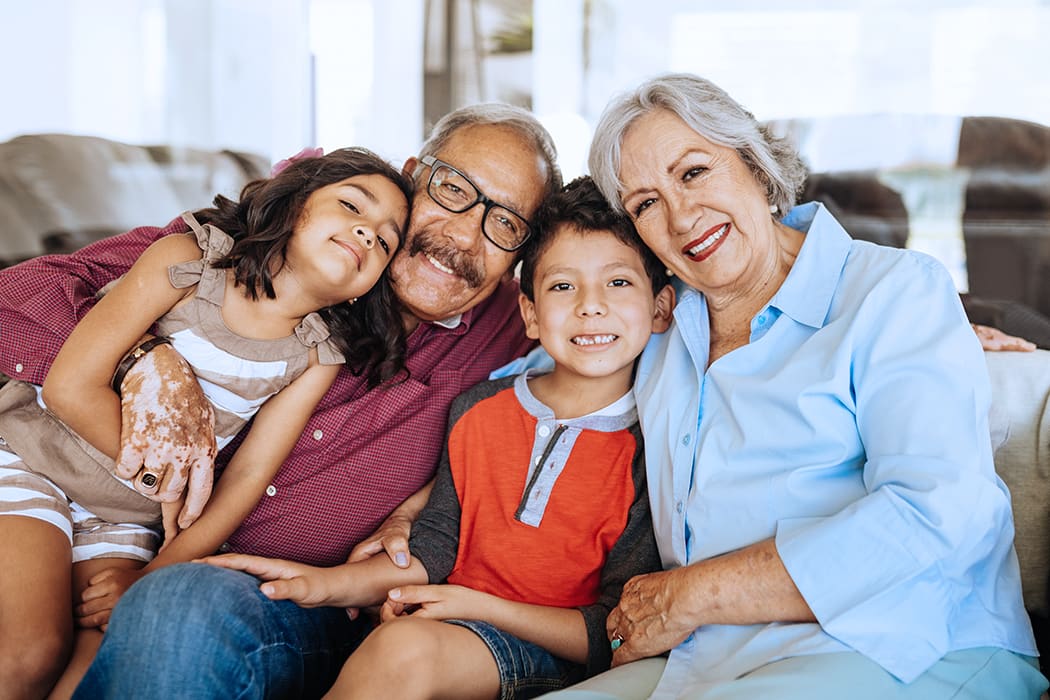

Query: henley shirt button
[[265, 485, 277, 497], [312, 429, 323, 441], [537, 425, 551, 437], [14, 363, 23, 373], [218, 542, 231, 553]]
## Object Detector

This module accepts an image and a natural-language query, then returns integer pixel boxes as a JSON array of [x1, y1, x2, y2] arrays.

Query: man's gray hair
[[588, 73, 806, 217], [420, 103, 563, 202]]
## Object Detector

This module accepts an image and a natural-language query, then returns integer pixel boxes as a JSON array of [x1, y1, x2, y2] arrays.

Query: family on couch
[[0, 73, 1046, 700]]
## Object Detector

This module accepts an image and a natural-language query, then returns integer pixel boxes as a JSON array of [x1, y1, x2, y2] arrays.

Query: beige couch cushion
[[986, 349, 1050, 616]]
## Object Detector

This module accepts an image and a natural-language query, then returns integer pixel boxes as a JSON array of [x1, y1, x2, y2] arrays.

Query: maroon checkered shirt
[[0, 217, 535, 565]]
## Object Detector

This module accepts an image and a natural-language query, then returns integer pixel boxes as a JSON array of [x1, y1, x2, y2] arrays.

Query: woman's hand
[[75, 567, 148, 631], [606, 568, 701, 666], [379, 584, 486, 623], [115, 343, 217, 529]]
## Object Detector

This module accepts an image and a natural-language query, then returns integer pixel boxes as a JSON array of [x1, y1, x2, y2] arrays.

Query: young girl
[[0, 147, 412, 698]]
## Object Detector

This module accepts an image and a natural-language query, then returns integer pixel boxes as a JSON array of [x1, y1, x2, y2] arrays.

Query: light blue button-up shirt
[[636, 203, 1037, 695]]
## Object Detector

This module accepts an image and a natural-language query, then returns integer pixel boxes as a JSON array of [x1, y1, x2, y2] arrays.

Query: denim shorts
[[447, 619, 586, 700]]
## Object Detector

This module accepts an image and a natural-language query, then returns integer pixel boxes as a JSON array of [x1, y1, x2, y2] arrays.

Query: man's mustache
[[406, 234, 485, 288]]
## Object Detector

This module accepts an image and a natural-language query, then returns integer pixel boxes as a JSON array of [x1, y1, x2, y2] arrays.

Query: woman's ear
[[518, 292, 541, 340], [651, 284, 676, 334]]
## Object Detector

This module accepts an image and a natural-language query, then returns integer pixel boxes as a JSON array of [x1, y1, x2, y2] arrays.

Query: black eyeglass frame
[[420, 155, 534, 252]]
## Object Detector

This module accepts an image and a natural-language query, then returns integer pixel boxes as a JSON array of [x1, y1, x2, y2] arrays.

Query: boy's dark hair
[[519, 175, 668, 300], [194, 147, 413, 386]]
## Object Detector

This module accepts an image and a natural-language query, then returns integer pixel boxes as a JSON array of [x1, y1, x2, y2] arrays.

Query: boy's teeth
[[426, 253, 455, 275], [687, 223, 729, 256], [572, 334, 617, 346]]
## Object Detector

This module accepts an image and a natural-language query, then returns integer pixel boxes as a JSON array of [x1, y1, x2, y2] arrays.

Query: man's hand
[[75, 567, 148, 631], [973, 324, 1036, 352], [379, 584, 485, 623], [114, 343, 217, 529], [346, 512, 414, 568]]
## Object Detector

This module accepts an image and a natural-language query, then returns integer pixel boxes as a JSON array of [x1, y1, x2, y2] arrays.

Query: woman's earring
[[769, 204, 779, 215], [349, 297, 358, 305], [665, 268, 674, 278]]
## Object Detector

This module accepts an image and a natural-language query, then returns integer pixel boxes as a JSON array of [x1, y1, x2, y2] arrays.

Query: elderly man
[[0, 103, 559, 699]]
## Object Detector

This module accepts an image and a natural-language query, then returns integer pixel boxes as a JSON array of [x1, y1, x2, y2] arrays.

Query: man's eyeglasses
[[420, 155, 533, 252]]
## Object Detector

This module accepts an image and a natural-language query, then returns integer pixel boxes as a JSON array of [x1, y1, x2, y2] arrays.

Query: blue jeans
[[73, 562, 369, 699]]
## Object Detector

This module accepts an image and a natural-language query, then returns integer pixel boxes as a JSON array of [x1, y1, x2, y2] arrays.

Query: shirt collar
[[430, 314, 463, 329], [768, 202, 853, 329]]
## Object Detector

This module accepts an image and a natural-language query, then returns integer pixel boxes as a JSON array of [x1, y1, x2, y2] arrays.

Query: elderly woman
[[544, 74, 1046, 699]]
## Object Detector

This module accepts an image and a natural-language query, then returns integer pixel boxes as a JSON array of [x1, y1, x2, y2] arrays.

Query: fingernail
[[389, 588, 401, 599], [261, 584, 274, 596], [395, 553, 408, 567]]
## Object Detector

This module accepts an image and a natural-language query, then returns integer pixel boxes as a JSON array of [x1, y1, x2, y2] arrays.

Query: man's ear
[[518, 292, 541, 340], [402, 157, 419, 181], [651, 284, 676, 334]]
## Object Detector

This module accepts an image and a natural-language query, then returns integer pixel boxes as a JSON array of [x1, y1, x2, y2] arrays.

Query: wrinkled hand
[[75, 567, 148, 631], [115, 343, 217, 529], [973, 324, 1036, 352], [379, 584, 483, 623], [201, 553, 345, 607], [606, 569, 699, 667]]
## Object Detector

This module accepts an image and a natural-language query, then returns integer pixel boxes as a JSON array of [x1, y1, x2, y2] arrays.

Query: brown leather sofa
[[0, 132, 269, 266]]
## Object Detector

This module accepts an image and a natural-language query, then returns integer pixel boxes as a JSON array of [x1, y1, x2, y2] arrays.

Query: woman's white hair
[[588, 73, 806, 217]]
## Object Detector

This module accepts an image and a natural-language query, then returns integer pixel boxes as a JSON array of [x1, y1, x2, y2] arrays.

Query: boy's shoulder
[[448, 374, 519, 422]]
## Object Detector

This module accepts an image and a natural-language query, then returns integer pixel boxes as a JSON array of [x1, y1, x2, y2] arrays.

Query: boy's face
[[519, 226, 674, 383]]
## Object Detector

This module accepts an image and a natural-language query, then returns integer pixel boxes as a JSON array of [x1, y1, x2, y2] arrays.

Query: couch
[[0, 132, 269, 266], [1, 127, 1049, 673]]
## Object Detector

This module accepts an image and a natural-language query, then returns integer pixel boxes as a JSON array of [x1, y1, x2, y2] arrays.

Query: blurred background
[[2, 0, 1049, 293]]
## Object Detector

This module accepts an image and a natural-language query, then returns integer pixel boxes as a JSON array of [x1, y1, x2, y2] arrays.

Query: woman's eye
[[633, 198, 655, 218], [683, 166, 707, 181], [340, 200, 360, 214]]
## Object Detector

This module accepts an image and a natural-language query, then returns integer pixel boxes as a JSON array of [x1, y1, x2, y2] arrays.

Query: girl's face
[[286, 174, 408, 306]]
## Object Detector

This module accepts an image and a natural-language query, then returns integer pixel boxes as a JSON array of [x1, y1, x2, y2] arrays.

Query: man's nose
[[441, 204, 486, 251]]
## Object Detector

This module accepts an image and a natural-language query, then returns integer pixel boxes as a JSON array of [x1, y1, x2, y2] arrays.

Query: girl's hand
[[75, 567, 148, 631], [115, 343, 217, 528], [200, 554, 343, 607], [379, 584, 485, 623]]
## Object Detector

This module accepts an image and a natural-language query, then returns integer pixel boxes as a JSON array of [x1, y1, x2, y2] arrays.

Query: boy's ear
[[518, 292, 542, 340], [651, 284, 676, 334]]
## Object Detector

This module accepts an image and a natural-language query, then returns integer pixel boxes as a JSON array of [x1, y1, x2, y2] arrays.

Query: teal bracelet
[[111, 336, 172, 395]]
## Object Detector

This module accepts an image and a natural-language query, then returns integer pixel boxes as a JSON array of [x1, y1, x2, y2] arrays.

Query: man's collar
[[430, 314, 463, 329]]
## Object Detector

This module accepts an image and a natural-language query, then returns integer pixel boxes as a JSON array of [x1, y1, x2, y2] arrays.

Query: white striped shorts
[[0, 448, 159, 563]]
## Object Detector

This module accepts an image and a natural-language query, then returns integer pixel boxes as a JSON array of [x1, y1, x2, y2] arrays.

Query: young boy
[[204, 176, 676, 699]]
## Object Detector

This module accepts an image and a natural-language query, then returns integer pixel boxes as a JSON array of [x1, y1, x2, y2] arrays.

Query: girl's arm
[[41, 233, 203, 457], [202, 548, 430, 609], [145, 360, 341, 568]]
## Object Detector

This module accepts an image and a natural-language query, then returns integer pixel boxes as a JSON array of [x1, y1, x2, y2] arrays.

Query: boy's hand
[[115, 343, 217, 529], [380, 584, 485, 623], [75, 567, 148, 631], [346, 511, 413, 568], [200, 553, 344, 607]]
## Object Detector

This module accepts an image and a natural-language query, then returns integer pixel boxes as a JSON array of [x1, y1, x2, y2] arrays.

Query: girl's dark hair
[[519, 175, 669, 300], [194, 147, 413, 386]]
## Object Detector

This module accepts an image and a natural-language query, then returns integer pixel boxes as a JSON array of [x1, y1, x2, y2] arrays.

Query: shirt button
[[537, 425, 551, 437], [218, 542, 231, 553], [676, 501, 684, 514], [14, 363, 23, 373], [682, 434, 691, 446], [312, 429, 323, 441], [265, 485, 277, 496]]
